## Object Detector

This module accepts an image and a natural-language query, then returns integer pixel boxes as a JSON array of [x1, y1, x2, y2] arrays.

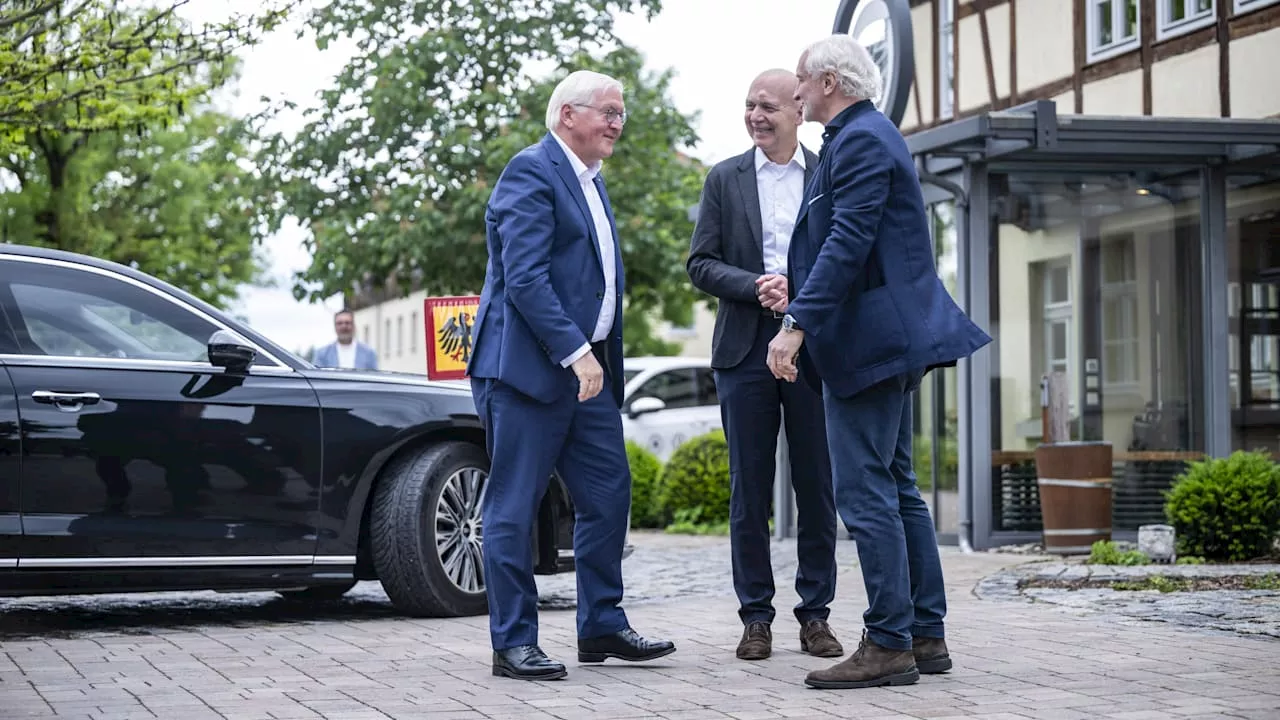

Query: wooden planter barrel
[[1034, 441, 1113, 554]]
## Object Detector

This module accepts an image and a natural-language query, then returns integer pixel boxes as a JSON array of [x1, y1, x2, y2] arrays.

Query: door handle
[[32, 390, 102, 411]]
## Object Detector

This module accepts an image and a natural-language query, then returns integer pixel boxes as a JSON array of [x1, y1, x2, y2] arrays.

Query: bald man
[[687, 69, 842, 661]]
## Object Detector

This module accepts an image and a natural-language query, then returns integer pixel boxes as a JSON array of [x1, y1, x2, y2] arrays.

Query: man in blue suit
[[763, 35, 992, 691], [466, 69, 675, 681], [312, 309, 378, 370]]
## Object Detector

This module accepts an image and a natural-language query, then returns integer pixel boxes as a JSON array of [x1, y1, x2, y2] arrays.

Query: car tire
[[371, 440, 489, 617], [276, 580, 357, 601]]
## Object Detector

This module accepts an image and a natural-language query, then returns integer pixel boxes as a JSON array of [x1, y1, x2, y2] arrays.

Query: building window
[[396, 315, 403, 356], [1157, 0, 1215, 41], [1042, 260, 1073, 380], [409, 311, 418, 352], [1100, 237, 1140, 387], [362, 324, 370, 345], [1233, 0, 1280, 16], [938, 0, 955, 121], [1086, 0, 1140, 63]]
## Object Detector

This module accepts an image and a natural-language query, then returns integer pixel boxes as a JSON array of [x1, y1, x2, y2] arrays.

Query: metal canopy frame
[[907, 101, 1280, 551]]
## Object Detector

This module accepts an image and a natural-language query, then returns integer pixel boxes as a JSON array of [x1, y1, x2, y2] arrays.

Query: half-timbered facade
[[888, 0, 1280, 550]]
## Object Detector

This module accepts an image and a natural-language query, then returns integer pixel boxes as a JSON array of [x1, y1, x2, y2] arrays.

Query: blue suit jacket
[[787, 100, 991, 399], [313, 341, 378, 370], [466, 133, 626, 406]]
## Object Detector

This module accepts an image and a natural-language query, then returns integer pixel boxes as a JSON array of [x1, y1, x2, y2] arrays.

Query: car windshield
[[623, 368, 641, 384]]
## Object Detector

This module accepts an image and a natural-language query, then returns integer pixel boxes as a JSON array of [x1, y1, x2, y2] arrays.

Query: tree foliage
[[261, 0, 706, 356], [1, 102, 271, 306], [0, 1, 297, 306], [0, 0, 294, 153]]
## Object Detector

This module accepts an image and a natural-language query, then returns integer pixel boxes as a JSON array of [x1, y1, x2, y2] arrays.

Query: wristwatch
[[781, 314, 801, 333]]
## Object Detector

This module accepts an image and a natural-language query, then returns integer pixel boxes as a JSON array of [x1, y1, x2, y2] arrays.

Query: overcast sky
[[180, 0, 845, 355]]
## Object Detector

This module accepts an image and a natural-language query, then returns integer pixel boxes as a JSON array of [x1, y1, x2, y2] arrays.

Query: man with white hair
[[766, 35, 992, 690], [467, 69, 676, 681]]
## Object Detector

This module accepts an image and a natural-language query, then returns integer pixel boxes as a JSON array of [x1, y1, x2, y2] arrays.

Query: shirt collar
[[753, 144, 806, 172], [551, 130, 602, 182], [822, 99, 875, 145]]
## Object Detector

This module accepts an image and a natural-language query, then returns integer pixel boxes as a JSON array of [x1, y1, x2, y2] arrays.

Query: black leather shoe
[[578, 628, 676, 663], [492, 645, 567, 681]]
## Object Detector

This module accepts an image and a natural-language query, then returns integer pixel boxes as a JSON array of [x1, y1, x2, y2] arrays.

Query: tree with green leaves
[[0, 0, 294, 153], [261, 0, 707, 356], [1, 102, 271, 306], [0, 0, 296, 306]]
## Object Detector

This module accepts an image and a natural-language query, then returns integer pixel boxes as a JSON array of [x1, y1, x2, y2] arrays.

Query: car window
[[633, 368, 699, 410], [696, 368, 719, 406], [623, 368, 641, 385], [0, 260, 217, 363]]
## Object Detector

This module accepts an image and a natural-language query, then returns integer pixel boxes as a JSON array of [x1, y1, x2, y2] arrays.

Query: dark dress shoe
[[578, 628, 676, 663], [492, 645, 567, 681]]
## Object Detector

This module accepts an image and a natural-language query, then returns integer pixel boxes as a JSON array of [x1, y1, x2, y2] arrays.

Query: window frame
[[1233, 0, 1280, 16], [0, 255, 289, 373], [1156, 0, 1216, 42], [1086, 0, 1142, 64]]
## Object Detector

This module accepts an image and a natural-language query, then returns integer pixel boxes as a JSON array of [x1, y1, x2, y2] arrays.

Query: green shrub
[[625, 440, 664, 528], [1086, 540, 1148, 566], [913, 435, 960, 491], [657, 429, 731, 524], [1164, 450, 1280, 562]]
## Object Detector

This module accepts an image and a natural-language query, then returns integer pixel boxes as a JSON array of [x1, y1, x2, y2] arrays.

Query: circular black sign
[[832, 0, 915, 127]]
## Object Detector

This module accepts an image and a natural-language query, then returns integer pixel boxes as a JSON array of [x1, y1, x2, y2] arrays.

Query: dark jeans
[[823, 370, 946, 650], [715, 318, 837, 626]]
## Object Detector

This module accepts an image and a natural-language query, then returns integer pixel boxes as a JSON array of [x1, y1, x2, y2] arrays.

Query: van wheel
[[371, 441, 489, 617]]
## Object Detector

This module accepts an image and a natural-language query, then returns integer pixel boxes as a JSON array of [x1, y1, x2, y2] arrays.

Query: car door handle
[[32, 390, 102, 411]]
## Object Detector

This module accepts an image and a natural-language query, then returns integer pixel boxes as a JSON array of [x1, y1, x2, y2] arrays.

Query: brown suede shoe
[[804, 631, 920, 689], [799, 619, 844, 657], [736, 621, 772, 660], [912, 636, 952, 674]]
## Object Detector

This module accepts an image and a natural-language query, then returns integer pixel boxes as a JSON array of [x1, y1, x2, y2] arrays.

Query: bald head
[[744, 69, 803, 163]]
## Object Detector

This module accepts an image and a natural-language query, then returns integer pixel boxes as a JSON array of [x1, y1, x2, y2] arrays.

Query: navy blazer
[[467, 133, 626, 406], [787, 100, 991, 399]]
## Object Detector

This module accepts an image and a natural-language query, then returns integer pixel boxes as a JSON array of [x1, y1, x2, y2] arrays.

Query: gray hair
[[545, 70, 625, 131], [802, 34, 882, 102]]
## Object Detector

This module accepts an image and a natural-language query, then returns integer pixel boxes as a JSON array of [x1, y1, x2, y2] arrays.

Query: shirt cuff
[[560, 342, 591, 368]]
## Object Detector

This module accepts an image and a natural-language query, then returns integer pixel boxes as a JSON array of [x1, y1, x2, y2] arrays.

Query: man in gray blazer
[[313, 309, 379, 370], [686, 69, 841, 662]]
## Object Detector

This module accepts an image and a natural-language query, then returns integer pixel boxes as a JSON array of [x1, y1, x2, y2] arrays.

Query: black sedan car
[[0, 243, 578, 617]]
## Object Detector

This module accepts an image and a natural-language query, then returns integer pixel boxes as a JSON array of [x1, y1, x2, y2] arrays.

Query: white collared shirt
[[336, 341, 356, 369], [754, 145, 806, 276], [551, 131, 617, 367]]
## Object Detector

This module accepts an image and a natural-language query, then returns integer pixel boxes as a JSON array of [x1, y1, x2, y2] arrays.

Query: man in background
[[687, 68, 842, 662], [313, 309, 378, 369]]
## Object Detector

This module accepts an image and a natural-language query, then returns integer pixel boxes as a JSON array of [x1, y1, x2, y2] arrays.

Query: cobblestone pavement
[[2, 532, 1279, 719], [976, 559, 1280, 640]]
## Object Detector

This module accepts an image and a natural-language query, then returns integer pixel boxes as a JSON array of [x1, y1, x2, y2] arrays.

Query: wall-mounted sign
[[832, 0, 915, 128], [424, 295, 479, 380]]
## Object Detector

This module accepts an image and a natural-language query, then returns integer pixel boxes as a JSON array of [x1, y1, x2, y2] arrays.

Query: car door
[[0, 357, 19, 574], [623, 367, 714, 460], [0, 255, 323, 566]]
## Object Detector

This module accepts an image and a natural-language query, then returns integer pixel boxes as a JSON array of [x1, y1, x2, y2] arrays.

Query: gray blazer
[[686, 145, 819, 370]]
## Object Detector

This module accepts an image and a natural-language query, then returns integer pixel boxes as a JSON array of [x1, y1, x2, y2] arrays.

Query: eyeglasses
[[574, 103, 627, 126]]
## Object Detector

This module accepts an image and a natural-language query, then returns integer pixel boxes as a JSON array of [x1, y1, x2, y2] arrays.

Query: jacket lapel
[[544, 134, 604, 270], [734, 150, 765, 270]]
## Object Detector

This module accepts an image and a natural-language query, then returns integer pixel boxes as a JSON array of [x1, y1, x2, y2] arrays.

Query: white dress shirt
[[754, 145, 806, 276], [335, 341, 356, 369], [550, 131, 617, 367]]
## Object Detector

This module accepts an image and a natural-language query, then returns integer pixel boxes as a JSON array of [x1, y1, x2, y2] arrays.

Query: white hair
[[802, 34, 882, 102], [545, 70, 625, 131]]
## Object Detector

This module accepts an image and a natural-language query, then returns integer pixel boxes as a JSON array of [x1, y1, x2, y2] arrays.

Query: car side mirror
[[627, 396, 666, 419], [208, 330, 256, 374]]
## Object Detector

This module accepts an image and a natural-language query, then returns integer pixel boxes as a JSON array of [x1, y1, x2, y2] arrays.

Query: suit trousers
[[470, 374, 631, 650], [715, 317, 837, 626], [822, 370, 947, 651]]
